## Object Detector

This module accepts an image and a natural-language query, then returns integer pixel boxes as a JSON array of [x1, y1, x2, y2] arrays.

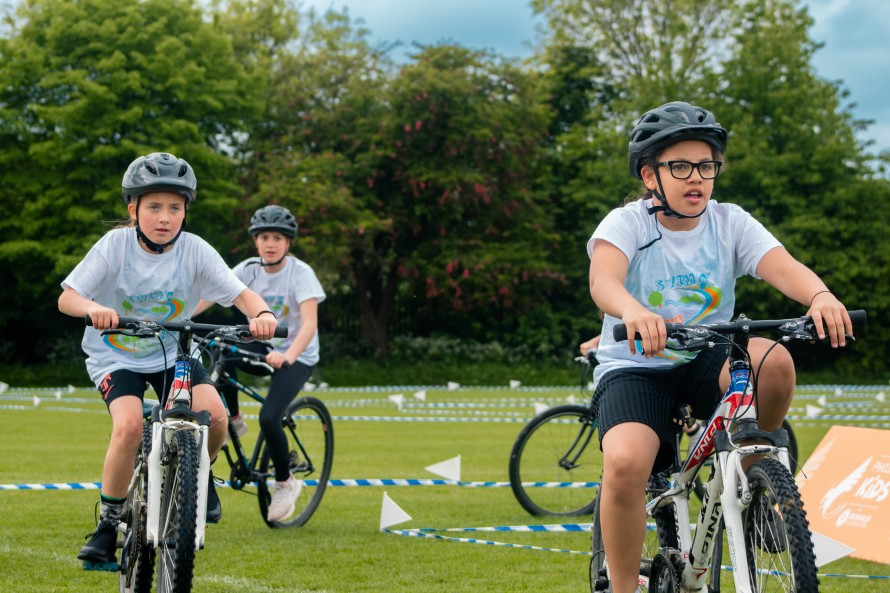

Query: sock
[[99, 493, 126, 526]]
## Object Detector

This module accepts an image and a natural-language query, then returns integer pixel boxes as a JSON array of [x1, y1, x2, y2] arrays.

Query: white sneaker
[[230, 414, 248, 437], [267, 477, 302, 522]]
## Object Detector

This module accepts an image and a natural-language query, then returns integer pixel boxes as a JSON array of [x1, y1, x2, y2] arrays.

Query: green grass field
[[1, 383, 889, 592]]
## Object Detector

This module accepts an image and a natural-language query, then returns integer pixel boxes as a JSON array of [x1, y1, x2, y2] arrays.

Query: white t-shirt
[[587, 199, 782, 384], [62, 228, 247, 385], [232, 255, 326, 366]]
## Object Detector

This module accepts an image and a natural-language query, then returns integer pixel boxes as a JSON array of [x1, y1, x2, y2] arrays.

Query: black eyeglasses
[[656, 160, 723, 180]]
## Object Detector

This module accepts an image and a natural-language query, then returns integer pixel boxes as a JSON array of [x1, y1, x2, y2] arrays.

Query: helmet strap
[[645, 170, 707, 220], [259, 254, 287, 267], [135, 218, 186, 254]]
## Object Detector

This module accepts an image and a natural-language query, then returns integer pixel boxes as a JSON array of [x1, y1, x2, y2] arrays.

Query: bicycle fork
[[145, 407, 212, 550]]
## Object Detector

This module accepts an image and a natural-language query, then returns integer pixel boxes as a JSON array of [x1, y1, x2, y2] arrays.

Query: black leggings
[[219, 345, 315, 482]]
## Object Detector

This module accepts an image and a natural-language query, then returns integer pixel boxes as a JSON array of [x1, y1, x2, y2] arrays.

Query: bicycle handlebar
[[85, 315, 288, 339], [612, 309, 866, 343]]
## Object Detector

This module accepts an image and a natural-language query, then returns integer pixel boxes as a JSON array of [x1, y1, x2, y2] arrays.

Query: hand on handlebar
[[807, 292, 853, 348], [249, 314, 279, 341], [85, 305, 119, 330], [621, 309, 667, 357], [265, 350, 291, 370]]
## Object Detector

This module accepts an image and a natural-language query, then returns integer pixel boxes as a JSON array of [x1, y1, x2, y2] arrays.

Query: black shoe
[[755, 497, 787, 553], [77, 521, 118, 563], [206, 472, 222, 524]]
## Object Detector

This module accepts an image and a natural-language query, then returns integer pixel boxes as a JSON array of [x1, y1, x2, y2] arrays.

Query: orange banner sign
[[796, 425, 890, 564]]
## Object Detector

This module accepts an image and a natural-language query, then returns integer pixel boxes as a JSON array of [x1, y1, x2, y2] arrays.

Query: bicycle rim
[[119, 421, 155, 593], [257, 396, 334, 528], [155, 429, 199, 593], [740, 458, 819, 593], [509, 405, 600, 516]]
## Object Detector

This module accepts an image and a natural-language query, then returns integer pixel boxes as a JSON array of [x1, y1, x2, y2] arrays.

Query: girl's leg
[[102, 395, 146, 498], [718, 337, 794, 431], [191, 383, 229, 460], [600, 422, 661, 593], [258, 362, 314, 482]]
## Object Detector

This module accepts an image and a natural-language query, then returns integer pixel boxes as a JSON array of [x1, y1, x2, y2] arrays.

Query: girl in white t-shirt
[[59, 152, 278, 564], [194, 205, 325, 523], [587, 102, 853, 593]]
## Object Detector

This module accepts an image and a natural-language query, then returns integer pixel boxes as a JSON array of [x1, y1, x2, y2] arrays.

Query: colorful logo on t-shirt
[[120, 291, 184, 321]]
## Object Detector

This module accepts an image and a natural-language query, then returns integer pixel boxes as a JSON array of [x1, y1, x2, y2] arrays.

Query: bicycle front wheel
[[119, 421, 155, 593], [257, 396, 334, 528], [741, 458, 818, 593], [509, 404, 600, 516], [155, 429, 200, 593]]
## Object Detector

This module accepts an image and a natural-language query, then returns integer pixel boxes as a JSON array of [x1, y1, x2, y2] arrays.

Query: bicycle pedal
[[82, 560, 118, 572]]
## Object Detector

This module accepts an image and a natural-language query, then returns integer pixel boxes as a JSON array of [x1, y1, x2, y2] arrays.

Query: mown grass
[[1, 385, 888, 592]]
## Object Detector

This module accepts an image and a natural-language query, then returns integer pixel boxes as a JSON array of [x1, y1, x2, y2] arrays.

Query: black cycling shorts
[[593, 344, 730, 473], [97, 363, 213, 408]]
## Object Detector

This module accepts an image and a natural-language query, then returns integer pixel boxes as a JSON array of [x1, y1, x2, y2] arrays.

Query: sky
[[301, 0, 890, 157]]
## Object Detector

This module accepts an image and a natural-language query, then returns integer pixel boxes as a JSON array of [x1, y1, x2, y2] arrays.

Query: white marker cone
[[810, 530, 855, 567], [817, 395, 827, 406], [566, 394, 577, 404], [413, 390, 427, 401], [834, 387, 843, 397], [0, 381, 8, 395], [33, 395, 41, 408], [67, 384, 76, 394], [425, 455, 461, 481], [805, 404, 823, 418], [380, 491, 412, 530], [388, 394, 404, 410], [877, 392, 885, 403], [54, 390, 62, 400], [509, 380, 521, 389], [303, 381, 316, 391], [534, 402, 549, 415], [447, 381, 460, 391], [318, 381, 329, 389]]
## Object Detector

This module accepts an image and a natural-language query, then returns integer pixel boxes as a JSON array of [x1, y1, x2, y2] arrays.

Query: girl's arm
[[589, 239, 666, 356], [58, 287, 119, 330], [756, 247, 852, 346], [191, 299, 215, 318], [266, 298, 318, 369]]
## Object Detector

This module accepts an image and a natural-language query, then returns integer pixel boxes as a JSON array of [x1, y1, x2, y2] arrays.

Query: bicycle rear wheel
[[155, 429, 200, 593], [119, 421, 155, 593], [589, 475, 679, 593], [740, 458, 818, 593], [509, 404, 600, 516], [257, 396, 334, 528]]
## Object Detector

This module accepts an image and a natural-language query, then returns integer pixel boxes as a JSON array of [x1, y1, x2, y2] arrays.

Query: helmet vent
[[178, 164, 189, 178]]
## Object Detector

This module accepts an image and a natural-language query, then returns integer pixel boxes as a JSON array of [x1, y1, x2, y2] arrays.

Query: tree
[[248, 10, 561, 354], [0, 0, 261, 359]]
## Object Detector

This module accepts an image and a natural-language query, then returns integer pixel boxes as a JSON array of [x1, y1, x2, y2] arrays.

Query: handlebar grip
[[612, 324, 629, 342], [847, 309, 867, 327], [273, 326, 288, 338]]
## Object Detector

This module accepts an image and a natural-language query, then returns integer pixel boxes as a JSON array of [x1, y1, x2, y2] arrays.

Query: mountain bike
[[195, 335, 334, 528], [92, 316, 285, 593], [589, 309, 866, 593], [508, 353, 799, 517]]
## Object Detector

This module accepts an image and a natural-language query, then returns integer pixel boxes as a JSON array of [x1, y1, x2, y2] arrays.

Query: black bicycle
[[508, 347, 799, 517], [195, 335, 334, 528]]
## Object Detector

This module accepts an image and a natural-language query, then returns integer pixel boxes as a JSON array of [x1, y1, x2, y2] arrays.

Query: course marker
[[380, 491, 412, 530], [425, 455, 461, 481]]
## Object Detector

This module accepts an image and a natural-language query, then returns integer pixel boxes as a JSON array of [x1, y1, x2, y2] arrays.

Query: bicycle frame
[[645, 333, 792, 593]]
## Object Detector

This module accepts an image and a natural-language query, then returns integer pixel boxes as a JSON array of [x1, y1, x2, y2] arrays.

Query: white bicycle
[[590, 310, 865, 593], [92, 316, 284, 593]]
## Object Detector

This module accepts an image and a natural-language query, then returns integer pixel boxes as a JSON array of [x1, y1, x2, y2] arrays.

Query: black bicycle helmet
[[248, 205, 298, 239], [121, 152, 197, 203], [628, 101, 727, 179]]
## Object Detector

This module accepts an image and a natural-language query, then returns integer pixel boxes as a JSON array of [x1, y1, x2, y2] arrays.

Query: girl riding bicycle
[[193, 204, 325, 523], [587, 101, 852, 593], [59, 152, 279, 564]]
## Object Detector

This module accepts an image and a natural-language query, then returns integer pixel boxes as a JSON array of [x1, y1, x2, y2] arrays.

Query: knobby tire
[[155, 429, 199, 593]]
